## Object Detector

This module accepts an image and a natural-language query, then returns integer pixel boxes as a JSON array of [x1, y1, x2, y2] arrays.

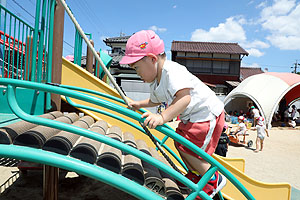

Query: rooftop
[[171, 41, 249, 55], [240, 67, 265, 81]]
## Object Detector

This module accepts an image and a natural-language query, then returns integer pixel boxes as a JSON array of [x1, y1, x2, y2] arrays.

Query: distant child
[[232, 116, 247, 138], [215, 123, 230, 157], [250, 106, 260, 126], [120, 30, 226, 199], [253, 116, 269, 152]]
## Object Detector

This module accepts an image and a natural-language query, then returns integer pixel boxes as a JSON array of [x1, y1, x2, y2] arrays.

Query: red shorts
[[175, 111, 225, 159]]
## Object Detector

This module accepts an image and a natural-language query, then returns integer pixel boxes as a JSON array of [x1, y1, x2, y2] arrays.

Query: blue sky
[[3, 0, 300, 73]]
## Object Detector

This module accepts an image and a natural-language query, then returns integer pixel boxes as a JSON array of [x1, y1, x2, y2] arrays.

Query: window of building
[[212, 61, 229, 74], [112, 47, 122, 53]]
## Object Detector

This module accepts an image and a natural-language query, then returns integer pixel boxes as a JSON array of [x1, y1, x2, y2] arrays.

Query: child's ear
[[147, 53, 158, 63]]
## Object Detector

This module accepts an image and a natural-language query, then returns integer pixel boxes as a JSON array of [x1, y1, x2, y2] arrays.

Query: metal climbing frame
[[0, 78, 255, 200]]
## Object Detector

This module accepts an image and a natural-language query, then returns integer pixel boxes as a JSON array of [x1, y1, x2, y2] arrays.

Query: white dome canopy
[[224, 72, 300, 128]]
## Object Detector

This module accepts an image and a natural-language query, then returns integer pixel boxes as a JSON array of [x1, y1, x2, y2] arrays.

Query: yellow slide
[[61, 57, 291, 200]]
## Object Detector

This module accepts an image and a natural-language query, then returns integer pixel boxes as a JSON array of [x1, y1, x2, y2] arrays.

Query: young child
[[253, 116, 269, 152], [120, 30, 226, 199], [232, 116, 247, 138], [215, 123, 230, 157]]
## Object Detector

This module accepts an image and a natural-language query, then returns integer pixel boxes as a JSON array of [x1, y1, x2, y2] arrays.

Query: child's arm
[[142, 88, 191, 129], [265, 128, 269, 137], [129, 98, 160, 110]]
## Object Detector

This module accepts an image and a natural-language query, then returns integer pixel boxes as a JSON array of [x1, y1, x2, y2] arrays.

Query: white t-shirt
[[149, 60, 224, 123], [252, 108, 260, 118], [238, 122, 247, 134]]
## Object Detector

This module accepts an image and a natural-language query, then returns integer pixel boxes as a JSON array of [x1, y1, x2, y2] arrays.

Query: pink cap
[[120, 30, 165, 65]]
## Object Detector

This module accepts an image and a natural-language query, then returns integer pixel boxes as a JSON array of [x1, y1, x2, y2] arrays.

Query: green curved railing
[[0, 79, 255, 200], [60, 84, 188, 172], [0, 144, 161, 200]]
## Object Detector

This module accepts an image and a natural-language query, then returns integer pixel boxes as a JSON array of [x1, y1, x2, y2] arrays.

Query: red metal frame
[[0, 30, 26, 55]]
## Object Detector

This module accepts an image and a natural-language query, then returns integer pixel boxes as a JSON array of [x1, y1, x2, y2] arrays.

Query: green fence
[[0, 1, 55, 83], [0, 0, 56, 113]]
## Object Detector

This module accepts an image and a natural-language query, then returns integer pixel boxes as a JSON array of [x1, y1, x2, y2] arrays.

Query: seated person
[[231, 116, 247, 141], [232, 116, 246, 135]]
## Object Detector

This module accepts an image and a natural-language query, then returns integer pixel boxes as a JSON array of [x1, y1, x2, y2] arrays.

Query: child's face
[[130, 56, 158, 83]]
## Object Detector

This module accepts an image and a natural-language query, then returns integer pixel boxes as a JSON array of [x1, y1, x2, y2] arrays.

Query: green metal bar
[[0, 145, 163, 200], [78, 33, 82, 65], [12, 17, 16, 78], [16, 20, 21, 79], [0, 4, 34, 28], [46, 0, 55, 110], [4, 83, 194, 191], [74, 30, 78, 65], [59, 84, 176, 131], [7, 15, 12, 78], [0, 6, 3, 76], [31, 0, 42, 82], [20, 23, 25, 79], [65, 96, 187, 171], [0, 79, 255, 199], [36, 0, 47, 83], [24, 27, 29, 80], [43, 0, 50, 81], [59, 84, 188, 171], [2, 11, 7, 77]]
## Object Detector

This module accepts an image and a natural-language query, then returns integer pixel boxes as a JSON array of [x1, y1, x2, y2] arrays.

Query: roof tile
[[171, 41, 248, 55]]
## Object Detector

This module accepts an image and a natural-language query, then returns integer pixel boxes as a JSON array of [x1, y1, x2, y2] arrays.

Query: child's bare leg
[[260, 139, 264, 151], [178, 149, 210, 176], [177, 149, 196, 172]]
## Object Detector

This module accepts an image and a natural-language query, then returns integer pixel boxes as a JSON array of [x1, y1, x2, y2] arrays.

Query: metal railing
[[0, 78, 255, 200], [0, 1, 55, 83]]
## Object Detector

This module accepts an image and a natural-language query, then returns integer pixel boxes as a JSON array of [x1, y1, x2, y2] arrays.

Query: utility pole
[[291, 60, 300, 73]]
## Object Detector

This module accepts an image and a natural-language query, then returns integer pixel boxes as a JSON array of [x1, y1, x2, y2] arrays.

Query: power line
[[11, 0, 35, 18], [242, 62, 290, 68], [9, 0, 74, 52]]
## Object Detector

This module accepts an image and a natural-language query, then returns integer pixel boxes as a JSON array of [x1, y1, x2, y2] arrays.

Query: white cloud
[[149, 26, 167, 33], [246, 48, 265, 57], [173, 5, 177, 9], [259, 0, 300, 50], [242, 40, 270, 49], [190, 17, 246, 42], [260, 0, 296, 20], [256, 1, 267, 8]]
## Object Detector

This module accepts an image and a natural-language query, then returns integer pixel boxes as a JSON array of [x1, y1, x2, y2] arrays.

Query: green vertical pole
[[31, 0, 42, 82], [3, 11, 7, 77], [7, 15, 12, 78], [46, 0, 55, 110], [16, 20, 21, 79], [11, 17, 16, 78], [24, 27, 29, 80], [36, 0, 47, 83], [74, 30, 78, 65], [20, 23, 25, 79]]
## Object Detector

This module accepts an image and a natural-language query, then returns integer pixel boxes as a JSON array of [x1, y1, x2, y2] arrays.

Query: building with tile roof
[[171, 41, 249, 95]]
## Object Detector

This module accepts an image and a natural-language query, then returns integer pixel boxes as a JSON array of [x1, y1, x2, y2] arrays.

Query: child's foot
[[176, 171, 201, 190], [195, 172, 227, 199], [254, 149, 259, 152]]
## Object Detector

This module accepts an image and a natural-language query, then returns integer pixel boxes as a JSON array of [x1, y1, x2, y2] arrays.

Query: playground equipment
[[227, 123, 253, 148], [0, 1, 291, 200]]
